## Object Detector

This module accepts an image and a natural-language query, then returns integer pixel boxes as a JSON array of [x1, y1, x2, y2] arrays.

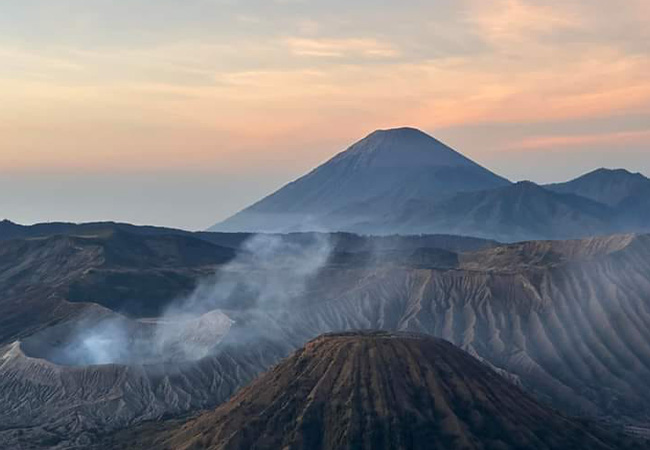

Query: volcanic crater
[[19, 308, 233, 367]]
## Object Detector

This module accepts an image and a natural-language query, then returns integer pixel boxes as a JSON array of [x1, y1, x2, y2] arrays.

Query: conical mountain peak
[[211, 127, 510, 232], [333, 127, 478, 170], [365, 126, 435, 142], [154, 331, 621, 450]]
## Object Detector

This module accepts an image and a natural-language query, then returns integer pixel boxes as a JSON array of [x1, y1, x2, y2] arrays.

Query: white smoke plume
[[49, 233, 333, 366], [172, 233, 333, 313]]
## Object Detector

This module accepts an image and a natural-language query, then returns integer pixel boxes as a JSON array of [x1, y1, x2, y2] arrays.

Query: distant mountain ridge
[[374, 181, 617, 241], [546, 168, 650, 206], [210, 128, 650, 241], [546, 168, 650, 232]]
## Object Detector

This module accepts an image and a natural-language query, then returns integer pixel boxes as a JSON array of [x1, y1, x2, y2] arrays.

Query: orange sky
[[1, 0, 649, 229]]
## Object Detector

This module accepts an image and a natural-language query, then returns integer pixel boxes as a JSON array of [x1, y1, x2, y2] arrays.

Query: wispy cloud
[[0, 47, 85, 77], [507, 130, 650, 151], [296, 19, 320, 36], [235, 14, 263, 25], [465, 0, 583, 47], [284, 37, 400, 58]]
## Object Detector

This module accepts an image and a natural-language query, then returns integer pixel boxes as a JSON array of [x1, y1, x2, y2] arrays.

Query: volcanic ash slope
[[127, 332, 636, 450]]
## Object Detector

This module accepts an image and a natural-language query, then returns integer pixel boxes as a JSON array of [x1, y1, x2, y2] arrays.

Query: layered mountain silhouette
[[210, 128, 650, 241], [212, 128, 510, 233], [546, 168, 650, 230], [546, 168, 650, 206], [113, 332, 635, 450]]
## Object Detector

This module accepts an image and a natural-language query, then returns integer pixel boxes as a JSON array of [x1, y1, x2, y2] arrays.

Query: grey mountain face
[[211, 127, 511, 233], [373, 181, 617, 241], [211, 128, 650, 241], [546, 168, 650, 206], [547, 168, 650, 233]]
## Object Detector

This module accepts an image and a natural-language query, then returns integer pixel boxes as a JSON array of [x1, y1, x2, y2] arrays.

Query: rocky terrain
[[1, 225, 650, 448], [0, 224, 493, 342], [104, 332, 645, 450]]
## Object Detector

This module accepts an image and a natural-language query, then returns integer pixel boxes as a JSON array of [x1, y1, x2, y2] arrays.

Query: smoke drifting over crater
[[28, 233, 333, 367], [177, 232, 333, 313]]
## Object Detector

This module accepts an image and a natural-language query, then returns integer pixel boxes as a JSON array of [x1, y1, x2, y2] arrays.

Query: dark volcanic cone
[[153, 331, 627, 450]]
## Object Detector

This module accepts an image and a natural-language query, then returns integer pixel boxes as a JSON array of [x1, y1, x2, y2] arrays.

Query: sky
[[1, 0, 649, 230]]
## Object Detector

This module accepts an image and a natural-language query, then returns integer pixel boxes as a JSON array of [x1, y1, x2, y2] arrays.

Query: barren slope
[[117, 332, 635, 450], [1, 230, 650, 448]]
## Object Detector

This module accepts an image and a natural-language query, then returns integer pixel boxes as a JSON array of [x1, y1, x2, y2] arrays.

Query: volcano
[[127, 332, 632, 450], [210, 128, 510, 233], [209, 128, 650, 240]]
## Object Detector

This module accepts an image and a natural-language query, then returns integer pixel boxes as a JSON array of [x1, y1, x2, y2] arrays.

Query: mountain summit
[[329, 127, 483, 169], [210, 128, 510, 233]]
